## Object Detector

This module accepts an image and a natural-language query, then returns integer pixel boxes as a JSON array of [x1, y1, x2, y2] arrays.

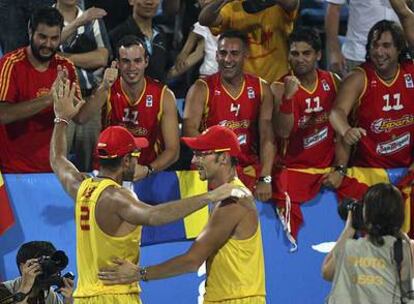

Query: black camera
[[36, 251, 73, 290], [337, 198, 365, 230]]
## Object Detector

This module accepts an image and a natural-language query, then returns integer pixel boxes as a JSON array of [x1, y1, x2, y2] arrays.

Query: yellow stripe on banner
[[177, 171, 209, 239], [401, 186, 411, 233], [0, 171, 3, 187], [289, 167, 331, 175], [347, 167, 390, 186]]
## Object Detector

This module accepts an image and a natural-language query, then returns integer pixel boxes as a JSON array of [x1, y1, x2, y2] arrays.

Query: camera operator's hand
[[18, 258, 42, 295], [58, 277, 74, 304], [98, 258, 138, 285], [345, 210, 356, 234]]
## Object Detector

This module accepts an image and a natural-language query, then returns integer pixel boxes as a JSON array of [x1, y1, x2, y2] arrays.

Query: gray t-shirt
[[3, 277, 63, 304], [327, 236, 414, 304]]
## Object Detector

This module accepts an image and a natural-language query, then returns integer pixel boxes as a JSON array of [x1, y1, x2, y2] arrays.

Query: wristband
[[279, 95, 294, 114], [334, 165, 347, 176], [139, 266, 148, 281], [54, 117, 69, 125], [258, 175, 272, 184]]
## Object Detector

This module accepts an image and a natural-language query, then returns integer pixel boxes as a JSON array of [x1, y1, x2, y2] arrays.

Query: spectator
[[329, 18, 414, 171], [2, 241, 74, 304], [271, 27, 345, 248], [109, 0, 168, 82], [49, 80, 245, 304], [322, 183, 413, 303], [98, 126, 265, 304], [86, 35, 179, 178], [167, 0, 218, 80], [0, 7, 81, 173], [199, 0, 299, 83], [0, 0, 54, 54], [325, 0, 400, 76], [56, 0, 111, 172], [183, 30, 275, 200]]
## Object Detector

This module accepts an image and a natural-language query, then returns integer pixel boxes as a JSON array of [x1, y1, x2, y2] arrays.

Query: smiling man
[[0, 7, 80, 173], [183, 30, 275, 201], [90, 35, 179, 180]]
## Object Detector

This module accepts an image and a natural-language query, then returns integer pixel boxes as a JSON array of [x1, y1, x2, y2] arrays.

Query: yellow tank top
[[73, 178, 142, 298], [204, 179, 266, 302]]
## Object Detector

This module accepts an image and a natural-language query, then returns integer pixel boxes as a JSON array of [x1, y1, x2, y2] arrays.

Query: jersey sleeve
[[0, 56, 18, 103]]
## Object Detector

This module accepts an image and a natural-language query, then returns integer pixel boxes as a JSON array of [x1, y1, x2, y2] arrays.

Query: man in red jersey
[[183, 30, 275, 202], [271, 27, 345, 248], [0, 7, 82, 173], [88, 35, 179, 180], [330, 15, 414, 170]]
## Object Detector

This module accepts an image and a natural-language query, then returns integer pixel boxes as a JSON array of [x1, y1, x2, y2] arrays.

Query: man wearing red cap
[[49, 80, 245, 304], [98, 125, 266, 304]]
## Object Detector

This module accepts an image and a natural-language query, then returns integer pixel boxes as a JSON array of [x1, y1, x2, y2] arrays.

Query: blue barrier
[[1, 172, 373, 303]]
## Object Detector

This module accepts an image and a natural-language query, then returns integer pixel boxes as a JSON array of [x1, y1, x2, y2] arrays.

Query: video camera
[[36, 250, 74, 290], [337, 198, 364, 230]]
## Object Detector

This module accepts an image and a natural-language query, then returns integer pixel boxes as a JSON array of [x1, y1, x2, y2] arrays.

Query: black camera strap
[[394, 238, 404, 304]]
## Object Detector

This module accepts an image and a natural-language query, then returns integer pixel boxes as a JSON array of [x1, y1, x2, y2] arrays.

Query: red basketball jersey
[[200, 73, 262, 166], [278, 69, 337, 168], [0, 47, 79, 173], [353, 61, 414, 168], [105, 76, 166, 165]]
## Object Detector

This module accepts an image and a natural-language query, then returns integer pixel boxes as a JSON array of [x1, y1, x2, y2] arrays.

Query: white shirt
[[192, 22, 218, 76], [326, 0, 400, 61]]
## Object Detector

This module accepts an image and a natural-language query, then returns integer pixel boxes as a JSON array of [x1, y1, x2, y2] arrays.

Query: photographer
[[322, 183, 414, 303], [1, 241, 73, 304]]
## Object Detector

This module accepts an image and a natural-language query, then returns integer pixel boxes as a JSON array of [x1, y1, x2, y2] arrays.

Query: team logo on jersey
[[321, 80, 330, 91], [146, 95, 153, 107], [298, 112, 329, 129], [303, 127, 328, 149], [219, 119, 250, 129], [404, 74, 414, 88], [238, 134, 247, 145], [376, 132, 410, 155], [247, 87, 255, 99], [230, 103, 241, 116], [214, 90, 221, 96], [370, 80, 377, 88], [371, 115, 414, 133]]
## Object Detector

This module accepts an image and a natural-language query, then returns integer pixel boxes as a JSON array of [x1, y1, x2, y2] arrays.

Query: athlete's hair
[[16, 241, 56, 274], [116, 35, 149, 59], [29, 7, 64, 33], [288, 27, 322, 52], [218, 30, 249, 50], [365, 20, 411, 63]]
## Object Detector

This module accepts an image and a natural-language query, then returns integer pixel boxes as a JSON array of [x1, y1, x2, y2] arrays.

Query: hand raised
[[53, 78, 85, 121], [283, 76, 300, 99], [102, 61, 118, 89]]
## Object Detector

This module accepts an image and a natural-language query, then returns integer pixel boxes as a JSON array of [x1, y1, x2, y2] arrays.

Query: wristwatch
[[258, 175, 272, 184], [334, 165, 347, 176], [139, 266, 148, 281]]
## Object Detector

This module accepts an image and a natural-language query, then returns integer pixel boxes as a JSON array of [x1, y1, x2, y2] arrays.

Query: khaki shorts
[[74, 294, 142, 304], [204, 296, 266, 304]]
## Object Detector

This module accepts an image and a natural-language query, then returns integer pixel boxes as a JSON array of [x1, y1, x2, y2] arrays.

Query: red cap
[[96, 126, 149, 159], [181, 125, 241, 157]]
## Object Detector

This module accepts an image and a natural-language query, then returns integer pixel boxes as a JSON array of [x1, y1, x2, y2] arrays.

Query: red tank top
[[200, 73, 262, 166], [353, 61, 414, 168], [105, 76, 166, 165], [279, 69, 337, 168]]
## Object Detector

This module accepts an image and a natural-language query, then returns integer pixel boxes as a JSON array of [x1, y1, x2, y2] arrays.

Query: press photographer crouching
[[0, 241, 74, 304], [322, 183, 414, 304]]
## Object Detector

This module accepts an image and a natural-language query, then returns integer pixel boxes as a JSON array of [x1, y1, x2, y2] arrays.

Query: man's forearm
[[389, 0, 414, 48], [145, 253, 201, 281], [74, 85, 108, 124], [146, 192, 214, 226], [259, 122, 275, 176], [50, 121, 69, 173], [64, 48, 108, 70], [274, 112, 294, 138], [149, 148, 179, 172], [325, 4, 342, 53], [0, 95, 51, 124], [333, 135, 351, 167], [198, 0, 227, 26], [329, 108, 351, 137]]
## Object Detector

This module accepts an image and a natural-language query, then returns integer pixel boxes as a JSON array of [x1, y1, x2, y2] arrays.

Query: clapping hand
[[52, 78, 85, 122]]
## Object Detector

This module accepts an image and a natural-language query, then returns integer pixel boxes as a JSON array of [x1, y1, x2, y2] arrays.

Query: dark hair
[[115, 35, 149, 59], [288, 27, 322, 52], [29, 7, 64, 33], [365, 20, 411, 63], [16, 241, 56, 273], [363, 183, 404, 246], [98, 157, 124, 170], [218, 30, 249, 50], [214, 152, 238, 167]]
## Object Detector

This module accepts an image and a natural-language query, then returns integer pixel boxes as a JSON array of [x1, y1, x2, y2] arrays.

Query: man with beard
[[271, 27, 345, 248], [97, 125, 266, 304], [49, 79, 247, 304], [183, 30, 275, 202], [329, 17, 414, 170], [0, 7, 80, 173], [89, 35, 179, 179]]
